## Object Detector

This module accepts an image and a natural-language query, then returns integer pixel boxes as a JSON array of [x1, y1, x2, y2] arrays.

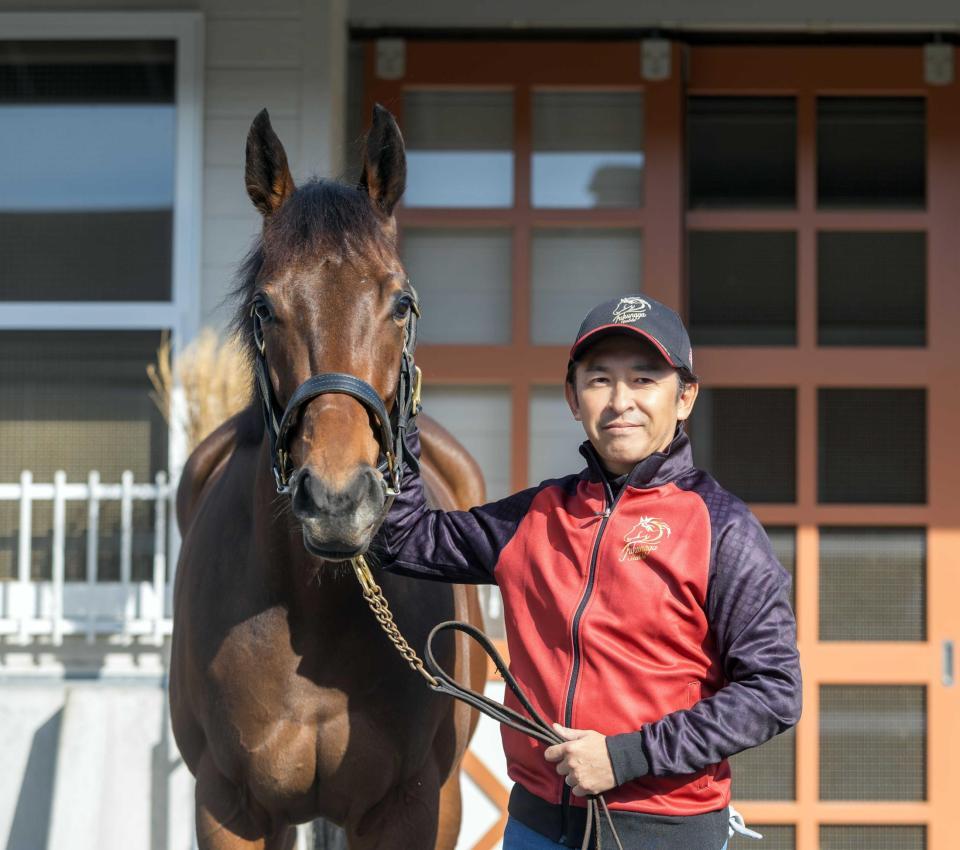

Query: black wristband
[[605, 730, 651, 785]]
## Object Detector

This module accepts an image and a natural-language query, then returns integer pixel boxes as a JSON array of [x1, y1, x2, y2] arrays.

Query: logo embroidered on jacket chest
[[620, 516, 672, 561]]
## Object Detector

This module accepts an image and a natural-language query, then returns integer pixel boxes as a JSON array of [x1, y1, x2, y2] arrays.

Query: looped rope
[[350, 556, 624, 850]]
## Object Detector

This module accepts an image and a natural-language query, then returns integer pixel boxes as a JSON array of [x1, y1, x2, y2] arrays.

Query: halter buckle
[[411, 366, 423, 416], [274, 449, 290, 493], [384, 450, 401, 496]]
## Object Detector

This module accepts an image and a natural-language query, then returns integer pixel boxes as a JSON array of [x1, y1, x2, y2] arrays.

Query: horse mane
[[229, 178, 388, 432]]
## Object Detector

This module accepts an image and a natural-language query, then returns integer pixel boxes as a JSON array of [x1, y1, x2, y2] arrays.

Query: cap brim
[[569, 324, 679, 367]]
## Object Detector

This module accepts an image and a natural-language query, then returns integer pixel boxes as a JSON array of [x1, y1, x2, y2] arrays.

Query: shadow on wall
[[6, 708, 62, 850]]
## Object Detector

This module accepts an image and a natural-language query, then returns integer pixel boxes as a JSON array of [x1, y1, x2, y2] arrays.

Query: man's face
[[565, 334, 699, 476]]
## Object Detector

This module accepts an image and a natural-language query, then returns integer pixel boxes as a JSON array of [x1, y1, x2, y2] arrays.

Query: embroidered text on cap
[[612, 297, 652, 323]]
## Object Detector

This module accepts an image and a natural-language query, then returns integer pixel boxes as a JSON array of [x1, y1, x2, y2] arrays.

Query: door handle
[[943, 640, 955, 687]]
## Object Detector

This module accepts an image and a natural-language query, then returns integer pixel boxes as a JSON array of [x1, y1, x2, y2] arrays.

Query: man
[[374, 295, 802, 850]]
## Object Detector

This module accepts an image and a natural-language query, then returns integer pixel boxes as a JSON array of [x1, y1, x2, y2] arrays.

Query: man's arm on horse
[[372, 422, 539, 584]]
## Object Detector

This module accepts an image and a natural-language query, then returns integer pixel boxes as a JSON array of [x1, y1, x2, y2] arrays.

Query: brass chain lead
[[351, 554, 440, 688]]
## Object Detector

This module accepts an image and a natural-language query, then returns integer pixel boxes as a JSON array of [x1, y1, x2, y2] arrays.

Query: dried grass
[[147, 328, 252, 452]]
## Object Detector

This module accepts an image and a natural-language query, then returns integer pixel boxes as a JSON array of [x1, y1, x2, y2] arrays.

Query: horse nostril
[[292, 466, 383, 521], [292, 468, 322, 517], [357, 466, 382, 503]]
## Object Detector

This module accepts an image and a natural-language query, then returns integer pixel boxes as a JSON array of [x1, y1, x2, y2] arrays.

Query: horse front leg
[[195, 751, 296, 850]]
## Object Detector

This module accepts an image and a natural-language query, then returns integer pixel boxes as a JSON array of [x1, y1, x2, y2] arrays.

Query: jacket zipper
[[559, 475, 624, 845]]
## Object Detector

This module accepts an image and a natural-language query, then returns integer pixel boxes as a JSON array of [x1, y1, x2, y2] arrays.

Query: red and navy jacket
[[374, 423, 801, 845]]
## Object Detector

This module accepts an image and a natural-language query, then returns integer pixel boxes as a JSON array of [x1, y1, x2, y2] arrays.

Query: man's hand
[[543, 723, 617, 797]]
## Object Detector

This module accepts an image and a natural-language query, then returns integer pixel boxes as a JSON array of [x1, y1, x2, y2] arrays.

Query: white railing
[[0, 470, 509, 649], [0, 471, 177, 645]]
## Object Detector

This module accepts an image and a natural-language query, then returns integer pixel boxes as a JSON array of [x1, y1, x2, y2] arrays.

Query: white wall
[[201, 0, 347, 330], [349, 0, 960, 30]]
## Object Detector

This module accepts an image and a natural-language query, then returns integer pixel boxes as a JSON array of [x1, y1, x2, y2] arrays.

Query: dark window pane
[[688, 231, 796, 345], [818, 232, 926, 346], [819, 527, 925, 641], [0, 331, 168, 582], [817, 97, 925, 209], [729, 726, 795, 800], [820, 825, 925, 850], [765, 525, 796, 611], [533, 91, 644, 208], [403, 91, 513, 208], [820, 685, 925, 800], [690, 389, 796, 503], [818, 389, 926, 503], [688, 97, 796, 209], [0, 41, 175, 302], [0, 211, 172, 301], [730, 826, 794, 850], [0, 40, 175, 103]]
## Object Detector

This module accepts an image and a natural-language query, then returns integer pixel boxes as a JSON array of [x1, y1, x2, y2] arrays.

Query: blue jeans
[[502, 816, 730, 849], [501, 818, 565, 849]]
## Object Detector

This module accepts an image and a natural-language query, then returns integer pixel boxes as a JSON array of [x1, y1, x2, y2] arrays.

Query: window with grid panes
[[685, 51, 942, 849], [0, 40, 176, 582], [365, 43, 953, 849]]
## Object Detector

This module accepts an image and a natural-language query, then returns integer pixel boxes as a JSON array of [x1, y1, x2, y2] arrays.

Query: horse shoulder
[[417, 414, 486, 510], [175, 405, 261, 535]]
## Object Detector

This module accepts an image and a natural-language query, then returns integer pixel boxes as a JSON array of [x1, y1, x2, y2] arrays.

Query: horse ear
[[359, 104, 406, 217], [245, 108, 296, 217]]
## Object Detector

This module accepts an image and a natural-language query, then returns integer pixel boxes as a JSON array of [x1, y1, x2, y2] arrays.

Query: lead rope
[[351, 554, 625, 850]]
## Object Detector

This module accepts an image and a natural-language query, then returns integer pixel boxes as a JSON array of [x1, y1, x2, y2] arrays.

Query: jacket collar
[[579, 422, 694, 491]]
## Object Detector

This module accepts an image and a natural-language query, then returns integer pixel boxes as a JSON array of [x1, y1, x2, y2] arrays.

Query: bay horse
[[169, 105, 487, 850]]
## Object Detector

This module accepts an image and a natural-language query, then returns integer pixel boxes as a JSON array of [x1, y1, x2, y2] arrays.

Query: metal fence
[[0, 471, 176, 645]]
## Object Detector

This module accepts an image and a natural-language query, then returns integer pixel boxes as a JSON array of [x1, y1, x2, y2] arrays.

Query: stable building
[[0, 2, 957, 849]]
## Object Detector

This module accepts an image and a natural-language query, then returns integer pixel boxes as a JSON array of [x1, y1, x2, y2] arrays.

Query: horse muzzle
[[291, 465, 386, 559]]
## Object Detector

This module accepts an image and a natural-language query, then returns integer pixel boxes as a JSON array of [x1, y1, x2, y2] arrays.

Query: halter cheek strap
[[251, 298, 422, 496]]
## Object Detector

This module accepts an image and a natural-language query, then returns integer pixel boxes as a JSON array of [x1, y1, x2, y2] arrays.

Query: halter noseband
[[250, 296, 422, 499]]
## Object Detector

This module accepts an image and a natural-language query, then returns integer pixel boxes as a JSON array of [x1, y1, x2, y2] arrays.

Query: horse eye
[[393, 295, 413, 321], [253, 299, 273, 323]]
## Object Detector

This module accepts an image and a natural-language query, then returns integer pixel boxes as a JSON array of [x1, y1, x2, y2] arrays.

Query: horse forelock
[[229, 178, 395, 417]]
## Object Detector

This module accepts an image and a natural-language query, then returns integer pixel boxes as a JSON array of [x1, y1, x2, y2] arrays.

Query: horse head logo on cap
[[612, 297, 652, 324]]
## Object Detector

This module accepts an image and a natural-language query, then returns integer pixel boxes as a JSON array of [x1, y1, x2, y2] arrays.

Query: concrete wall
[[0, 681, 194, 850]]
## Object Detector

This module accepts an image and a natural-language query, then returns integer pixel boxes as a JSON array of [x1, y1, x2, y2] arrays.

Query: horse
[[169, 105, 488, 850]]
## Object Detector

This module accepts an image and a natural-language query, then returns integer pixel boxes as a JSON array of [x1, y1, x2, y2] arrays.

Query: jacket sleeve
[[606, 506, 802, 783], [370, 421, 540, 584]]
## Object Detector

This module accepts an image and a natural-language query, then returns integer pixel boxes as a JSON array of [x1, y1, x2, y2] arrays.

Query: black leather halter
[[250, 296, 422, 498]]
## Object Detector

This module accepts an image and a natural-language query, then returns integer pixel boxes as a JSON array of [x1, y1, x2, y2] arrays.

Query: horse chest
[[202, 610, 411, 812]]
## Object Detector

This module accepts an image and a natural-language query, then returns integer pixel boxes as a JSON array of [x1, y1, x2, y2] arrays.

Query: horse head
[[237, 104, 414, 560]]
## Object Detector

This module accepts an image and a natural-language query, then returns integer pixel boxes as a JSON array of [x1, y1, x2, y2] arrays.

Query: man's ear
[[565, 378, 582, 422], [677, 381, 699, 421]]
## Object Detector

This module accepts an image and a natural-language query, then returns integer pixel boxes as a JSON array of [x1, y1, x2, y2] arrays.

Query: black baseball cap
[[569, 295, 694, 373]]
